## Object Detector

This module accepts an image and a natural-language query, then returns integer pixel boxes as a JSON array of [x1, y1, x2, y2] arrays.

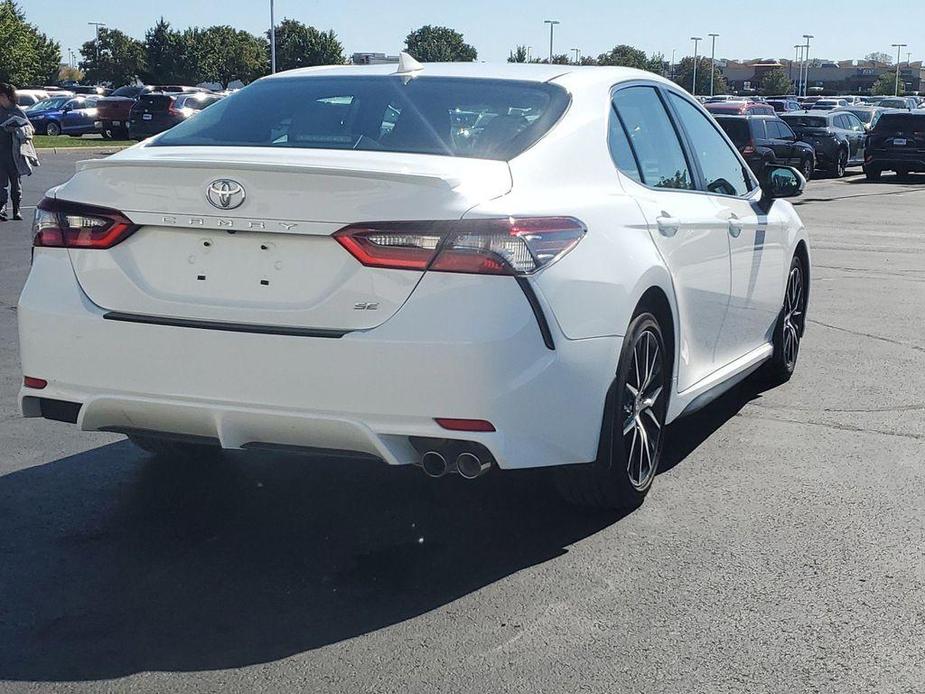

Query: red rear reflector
[[33, 197, 138, 249], [23, 376, 47, 389], [435, 418, 496, 432], [334, 217, 585, 275]]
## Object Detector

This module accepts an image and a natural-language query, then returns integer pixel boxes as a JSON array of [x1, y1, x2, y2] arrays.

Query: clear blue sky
[[20, 0, 922, 66]]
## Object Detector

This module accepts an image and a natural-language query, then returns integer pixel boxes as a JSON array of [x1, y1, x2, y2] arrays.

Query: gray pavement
[[1, 152, 923, 693]]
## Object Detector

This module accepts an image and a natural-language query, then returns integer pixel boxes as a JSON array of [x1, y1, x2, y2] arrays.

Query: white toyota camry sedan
[[18, 58, 809, 509]]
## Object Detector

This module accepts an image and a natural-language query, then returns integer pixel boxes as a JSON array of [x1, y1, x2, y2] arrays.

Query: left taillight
[[333, 217, 586, 276], [32, 197, 138, 249]]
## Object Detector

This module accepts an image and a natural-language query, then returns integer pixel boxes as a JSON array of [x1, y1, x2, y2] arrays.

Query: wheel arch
[[628, 273, 679, 411]]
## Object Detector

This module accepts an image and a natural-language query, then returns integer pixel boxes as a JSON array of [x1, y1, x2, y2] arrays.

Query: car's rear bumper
[[18, 250, 620, 470], [865, 153, 925, 171]]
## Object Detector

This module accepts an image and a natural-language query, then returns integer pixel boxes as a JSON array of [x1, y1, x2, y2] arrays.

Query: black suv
[[863, 111, 925, 180], [780, 111, 867, 177], [714, 114, 816, 180]]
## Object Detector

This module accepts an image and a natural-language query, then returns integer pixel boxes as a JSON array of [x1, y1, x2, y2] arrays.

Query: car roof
[[261, 61, 669, 90]]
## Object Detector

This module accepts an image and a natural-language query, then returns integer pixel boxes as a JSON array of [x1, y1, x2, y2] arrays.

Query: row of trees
[[0, 1, 61, 85]]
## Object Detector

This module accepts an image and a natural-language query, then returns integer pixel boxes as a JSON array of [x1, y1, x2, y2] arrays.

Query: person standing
[[0, 82, 29, 221]]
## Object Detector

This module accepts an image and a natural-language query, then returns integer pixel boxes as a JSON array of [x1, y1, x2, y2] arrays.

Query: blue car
[[25, 96, 103, 137]]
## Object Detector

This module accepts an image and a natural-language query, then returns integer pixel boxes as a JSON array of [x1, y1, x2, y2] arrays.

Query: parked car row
[[23, 84, 224, 139]]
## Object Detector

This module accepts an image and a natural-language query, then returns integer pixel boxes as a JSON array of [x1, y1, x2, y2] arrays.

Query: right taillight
[[333, 217, 585, 276], [32, 197, 138, 249], [742, 142, 756, 155]]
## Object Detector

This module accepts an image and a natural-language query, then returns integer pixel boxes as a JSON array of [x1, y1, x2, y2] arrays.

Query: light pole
[[269, 0, 276, 73], [892, 43, 907, 95], [571, 48, 580, 64], [88, 22, 106, 75], [544, 20, 560, 64], [802, 34, 814, 97], [708, 33, 719, 96], [690, 36, 702, 96], [670, 49, 676, 79], [794, 44, 804, 96]]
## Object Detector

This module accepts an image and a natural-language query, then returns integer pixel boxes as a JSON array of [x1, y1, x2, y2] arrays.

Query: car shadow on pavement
[[0, 379, 762, 682], [0, 439, 621, 681]]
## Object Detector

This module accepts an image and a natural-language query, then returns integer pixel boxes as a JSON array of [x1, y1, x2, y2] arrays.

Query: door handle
[[656, 214, 680, 237], [727, 214, 743, 238]]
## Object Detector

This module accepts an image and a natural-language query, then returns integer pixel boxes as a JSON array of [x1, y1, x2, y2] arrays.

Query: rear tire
[[763, 255, 807, 386], [129, 434, 225, 461], [555, 313, 668, 510], [864, 167, 881, 181]]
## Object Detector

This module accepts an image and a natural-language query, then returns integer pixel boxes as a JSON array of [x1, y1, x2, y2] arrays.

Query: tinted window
[[781, 115, 827, 129], [872, 113, 925, 134], [715, 118, 750, 147], [154, 76, 570, 161], [668, 92, 752, 197], [842, 113, 864, 131], [750, 119, 768, 139], [111, 86, 142, 98], [607, 105, 642, 184], [612, 86, 692, 190]]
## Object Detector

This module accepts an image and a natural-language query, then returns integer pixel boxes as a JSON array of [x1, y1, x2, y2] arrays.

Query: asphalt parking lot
[[0, 152, 923, 693]]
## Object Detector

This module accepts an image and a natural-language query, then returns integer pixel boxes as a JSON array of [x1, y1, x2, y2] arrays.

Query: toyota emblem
[[206, 179, 246, 210]]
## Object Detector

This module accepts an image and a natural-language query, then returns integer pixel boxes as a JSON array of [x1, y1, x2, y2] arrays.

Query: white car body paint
[[18, 63, 809, 470]]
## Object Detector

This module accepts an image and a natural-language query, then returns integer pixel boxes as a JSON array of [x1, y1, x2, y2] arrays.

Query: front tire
[[800, 156, 814, 181], [45, 121, 61, 137], [832, 149, 847, 178], [129, 434, 225, 461], [556, 313, 668, 510], [764, 255, 807, 385]]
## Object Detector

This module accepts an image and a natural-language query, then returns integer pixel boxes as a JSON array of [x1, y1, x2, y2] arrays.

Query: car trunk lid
[[58, 147, 513, 331]]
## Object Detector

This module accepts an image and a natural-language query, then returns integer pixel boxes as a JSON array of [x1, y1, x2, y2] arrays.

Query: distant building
[[721, 58, 924, 95], [351, 52, 399, 65]]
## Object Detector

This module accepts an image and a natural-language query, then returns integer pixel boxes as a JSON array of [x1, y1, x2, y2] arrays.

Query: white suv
[[18, 60, 809, 509]]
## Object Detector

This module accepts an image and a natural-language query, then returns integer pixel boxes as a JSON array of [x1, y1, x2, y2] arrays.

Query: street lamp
[[802, 34, 814, 97], [708, 33, 719, 96], [270, 0, 276, 73], [571, 48, 581, 64], [544, 20, 560, 64], [670, 49, 676, 79], [690, 37, 702, 96], [892, 43, 907, 95], [793, 44, 804, 95], [88, 22, 106, 75]]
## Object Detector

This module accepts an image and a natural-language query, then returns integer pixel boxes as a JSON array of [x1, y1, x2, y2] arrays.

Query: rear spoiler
[[76, 156, 481, 189]]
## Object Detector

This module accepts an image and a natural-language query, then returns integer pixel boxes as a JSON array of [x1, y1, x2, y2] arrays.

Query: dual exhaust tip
[[421, 447, 492, 480]]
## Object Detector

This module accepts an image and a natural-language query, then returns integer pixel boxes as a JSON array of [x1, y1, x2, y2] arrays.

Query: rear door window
[[611, 86, 693, 190], [750, 119, 768, 139]]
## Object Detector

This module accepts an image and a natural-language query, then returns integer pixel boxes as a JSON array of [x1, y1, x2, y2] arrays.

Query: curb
[[35, 146, 131, 155]]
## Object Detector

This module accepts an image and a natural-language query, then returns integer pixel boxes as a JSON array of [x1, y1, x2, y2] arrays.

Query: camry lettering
[[159, 216, 298, 231]]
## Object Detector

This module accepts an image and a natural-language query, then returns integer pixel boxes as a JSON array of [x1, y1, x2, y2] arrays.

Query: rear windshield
[[715, 118, 750, 146], [873, 113, 925, 133], [111, 86, 142, 98], [781, 115, 827, 128], [152, 76, 570, 160]]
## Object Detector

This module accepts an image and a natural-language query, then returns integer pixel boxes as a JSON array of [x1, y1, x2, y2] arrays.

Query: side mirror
[[61, 105, 72, 113], [759, 165, 805, 210]]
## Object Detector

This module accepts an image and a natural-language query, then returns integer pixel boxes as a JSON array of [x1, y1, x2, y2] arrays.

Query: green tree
[[597, 44, 648, 69], [864, 52, 892, 65], [271, 19, 344, 71], [759, 68, 793, 96], [871, 72, 902, 96], [404, 25, 476, 62], [596, 45, 665, 75], [673, 56, 727, 95], [0, 0, 61, 86], [79, 27, 146, 86], [190, 26, 268, 88], [141, 18, 190, 84], [508, 45, 528, 63]]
